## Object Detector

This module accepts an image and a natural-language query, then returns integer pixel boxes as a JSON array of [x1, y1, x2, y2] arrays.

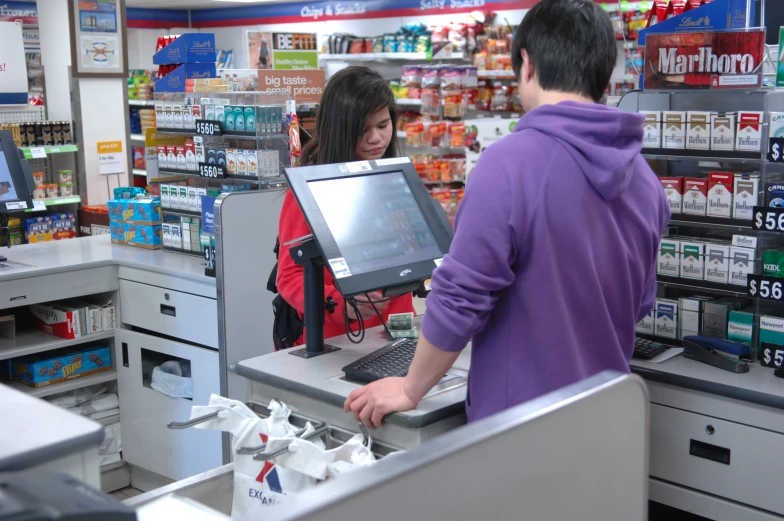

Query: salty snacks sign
[[644, 30, 765, 90]]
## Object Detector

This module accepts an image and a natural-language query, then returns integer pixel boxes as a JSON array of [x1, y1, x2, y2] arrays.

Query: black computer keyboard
[[343, 338, 418, 383], [633, 338, 671, 361]]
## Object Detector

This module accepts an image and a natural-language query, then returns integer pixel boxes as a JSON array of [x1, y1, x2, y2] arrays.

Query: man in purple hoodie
[[345, 0, 670, 427]]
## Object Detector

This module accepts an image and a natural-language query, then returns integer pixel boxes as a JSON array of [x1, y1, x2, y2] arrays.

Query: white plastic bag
[[230, 400, 322, 516], [272, 433, 377, 480], [151, 361, 193, 399], [100, 422, 122, 455], [46, 385, 107, 409], [185, 396, 322, 517]]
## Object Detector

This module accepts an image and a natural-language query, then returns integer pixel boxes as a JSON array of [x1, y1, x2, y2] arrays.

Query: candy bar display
[[2, 120, 74, 148]]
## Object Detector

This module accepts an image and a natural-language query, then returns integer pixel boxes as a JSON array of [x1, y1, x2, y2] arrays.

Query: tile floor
[[110, 487, 144, 502]]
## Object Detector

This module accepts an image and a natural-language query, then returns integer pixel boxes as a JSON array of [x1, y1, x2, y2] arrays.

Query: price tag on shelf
[[29, 147, 46, 159], [194, 119, 223, 136], [198, 163, 225, 179], [753, 206, 784, 232], [31, 200, 46, 212], [769, 137, 784, 162], [748, 275, 784, 300]]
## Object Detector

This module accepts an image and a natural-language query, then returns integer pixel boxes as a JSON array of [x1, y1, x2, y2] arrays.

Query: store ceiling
[[125, 0, 299, 9]]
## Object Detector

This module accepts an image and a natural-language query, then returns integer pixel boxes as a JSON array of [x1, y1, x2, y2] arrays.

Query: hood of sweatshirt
[[515, 101, 645, 201]]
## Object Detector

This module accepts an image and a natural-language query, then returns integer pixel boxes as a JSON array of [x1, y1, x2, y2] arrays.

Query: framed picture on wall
[[68, 0, 128, 78]]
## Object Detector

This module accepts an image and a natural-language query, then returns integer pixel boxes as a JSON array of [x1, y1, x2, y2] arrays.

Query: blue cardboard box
[[122, 223, 163, 249], [155, 63, 217, 93], [108, 197, 161, 224], [153, 33, 217, 65], [10, 345, 111, 388]]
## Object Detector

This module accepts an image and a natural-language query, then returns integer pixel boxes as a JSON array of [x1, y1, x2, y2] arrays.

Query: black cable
[[344, 297, 365, 344], [365, 292, 393, 340]]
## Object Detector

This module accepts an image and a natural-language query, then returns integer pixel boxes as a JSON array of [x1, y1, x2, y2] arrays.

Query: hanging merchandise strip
[[189, 0, 534, 28]]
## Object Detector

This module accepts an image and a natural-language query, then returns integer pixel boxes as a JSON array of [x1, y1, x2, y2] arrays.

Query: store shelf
[[128, 99, 154, 107], [156, 128, 287, 140], [3, 369, 118, 398], [20, 144, 78, 159], [669, 214, 754, 230], [319, 51, 465, 62], [24, 196, 82, 212], [0, 330, 115, 362], [132, 168, 147, 177], [477, 70, 516, 79], [642, 148, 764, 164], [158, 167, 199, 177], [163, 208, 202, 217], [163, 246, 204, 258], [130, 134, 145, 142], [656, 275, 749, 297]]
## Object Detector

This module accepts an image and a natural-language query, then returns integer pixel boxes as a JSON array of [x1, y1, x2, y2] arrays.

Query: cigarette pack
[[247, 150, 259, 177], [680, 240, 705, 280], [29, 303, 82, 339], [682, 178, 707, 215], [188, 187, 198, 212], [662, 111, 686, 149], [732, 174, 759, 220], [214, 105, 225, 126], [172, 105, 183, 129], [657, 239, 680, 277], [659, 177, 683, 214], [641, 111, 661, 148], [157, 145, 168, 169], [226, 149, 237, 175], [155, 103, 164, 126], [727, 309, 754, 347], [162, 223, 172, 247], [179, 187, 188, 211], [160, 185, 170, 208], [655, 298, 678, 339], [175, 146, 187, 170], [183, 105, 193, 130], [686, 111, 711, 150], [171, 224, 182, 250], [185, 142, 197, 171], [679, 297, 701, 338], [711, 112, 736, 151], [707, 172, 733, 218], [732, 235, 758, 249], [769, 112, 784, 139], [636, 309, 655, 335], [236, 149, 248, 176], [704, 243, 730, 284], [763, 249, 784, 278], [735, 111, 764, 151], [760, 315, 784, 367], [765, 182, 784, 208], [729, 246, 756, 286]]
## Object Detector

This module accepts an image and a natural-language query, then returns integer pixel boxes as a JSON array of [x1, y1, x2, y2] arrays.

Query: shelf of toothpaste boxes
[[620, 89, 784, 371]]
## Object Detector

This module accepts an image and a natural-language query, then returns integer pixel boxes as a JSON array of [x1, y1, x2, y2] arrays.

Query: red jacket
[[277, 190, 415, 345]]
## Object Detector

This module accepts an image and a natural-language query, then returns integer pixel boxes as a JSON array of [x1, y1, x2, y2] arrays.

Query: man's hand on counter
[[344, 333, 461, 428]]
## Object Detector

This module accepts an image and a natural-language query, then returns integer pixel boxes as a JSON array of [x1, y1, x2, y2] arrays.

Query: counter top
[[631, 356, 784, 410], [0, 384, 104, 470], [0, 235, 213, 285], [237, 316, 470, 429]]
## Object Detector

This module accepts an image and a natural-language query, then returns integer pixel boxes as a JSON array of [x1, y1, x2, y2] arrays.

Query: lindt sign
[[644, 29, 766, 90]]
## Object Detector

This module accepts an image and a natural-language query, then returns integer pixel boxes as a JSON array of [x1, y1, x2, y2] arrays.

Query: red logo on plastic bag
[[255, 434, 283, 493]]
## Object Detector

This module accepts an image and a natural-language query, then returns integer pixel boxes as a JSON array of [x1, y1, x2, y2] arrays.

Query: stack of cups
[[32, 171, 45, 200], [58, 170, 74, 197]]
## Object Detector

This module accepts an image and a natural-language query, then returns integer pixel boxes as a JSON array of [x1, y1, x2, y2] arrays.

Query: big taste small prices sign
[[644, 29, 766, 90]]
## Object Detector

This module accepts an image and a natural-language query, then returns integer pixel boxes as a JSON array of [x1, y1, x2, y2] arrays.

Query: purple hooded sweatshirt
[[422, 101, 670, 423]]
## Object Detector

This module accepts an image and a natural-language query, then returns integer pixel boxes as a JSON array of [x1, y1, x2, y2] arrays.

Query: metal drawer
[[650, 403, 784, 515], [120, 279, 218, 349]]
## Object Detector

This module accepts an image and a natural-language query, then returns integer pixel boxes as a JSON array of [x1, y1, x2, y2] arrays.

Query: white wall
[[36, 0, 72, 121]]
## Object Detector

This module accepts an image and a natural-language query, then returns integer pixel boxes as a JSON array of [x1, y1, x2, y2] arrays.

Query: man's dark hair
[[512, 0, 617, 102]]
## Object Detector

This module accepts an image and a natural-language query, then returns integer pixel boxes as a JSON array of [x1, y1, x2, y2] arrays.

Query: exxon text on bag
[[644, 30, 766, 90]]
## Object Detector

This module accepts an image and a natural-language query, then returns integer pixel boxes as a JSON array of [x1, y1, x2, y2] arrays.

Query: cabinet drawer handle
[[160, 304, 176, 317], [690, 439, 730, 465], [122, 342, 129, 367]]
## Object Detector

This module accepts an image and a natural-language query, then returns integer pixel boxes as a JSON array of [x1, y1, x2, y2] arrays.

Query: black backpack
[[268, 238, 304, 351]]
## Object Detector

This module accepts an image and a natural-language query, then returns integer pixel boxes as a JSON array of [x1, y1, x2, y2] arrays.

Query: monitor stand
[[287, 235, 341, 359]]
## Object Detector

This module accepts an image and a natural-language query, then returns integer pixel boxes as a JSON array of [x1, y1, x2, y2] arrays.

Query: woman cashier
[[276, 66, 415, 345]]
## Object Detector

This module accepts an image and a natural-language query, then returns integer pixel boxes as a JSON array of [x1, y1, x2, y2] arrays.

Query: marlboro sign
[[644, 29, 766, 90]]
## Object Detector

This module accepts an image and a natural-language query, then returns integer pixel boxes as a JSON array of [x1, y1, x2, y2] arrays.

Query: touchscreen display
[[308, 172, 442, 276], [0, 151, 19, 202]]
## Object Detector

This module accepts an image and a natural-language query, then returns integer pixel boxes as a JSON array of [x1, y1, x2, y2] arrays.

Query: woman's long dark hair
[[302, 66, 398, 166]]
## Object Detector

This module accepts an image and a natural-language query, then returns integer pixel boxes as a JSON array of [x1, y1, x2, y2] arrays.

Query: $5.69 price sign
[[761, 344, 784, 369], [748, 275, 784, 300], [753, 206, 784, 232], [199, 163, 225, 179], [769, 137, 784, 162], [194, 119, 223, 136]]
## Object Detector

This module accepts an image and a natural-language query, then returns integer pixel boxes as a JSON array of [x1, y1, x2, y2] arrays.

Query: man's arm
[[344, 145, 519, 427], [344, 333, 459, 428]]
